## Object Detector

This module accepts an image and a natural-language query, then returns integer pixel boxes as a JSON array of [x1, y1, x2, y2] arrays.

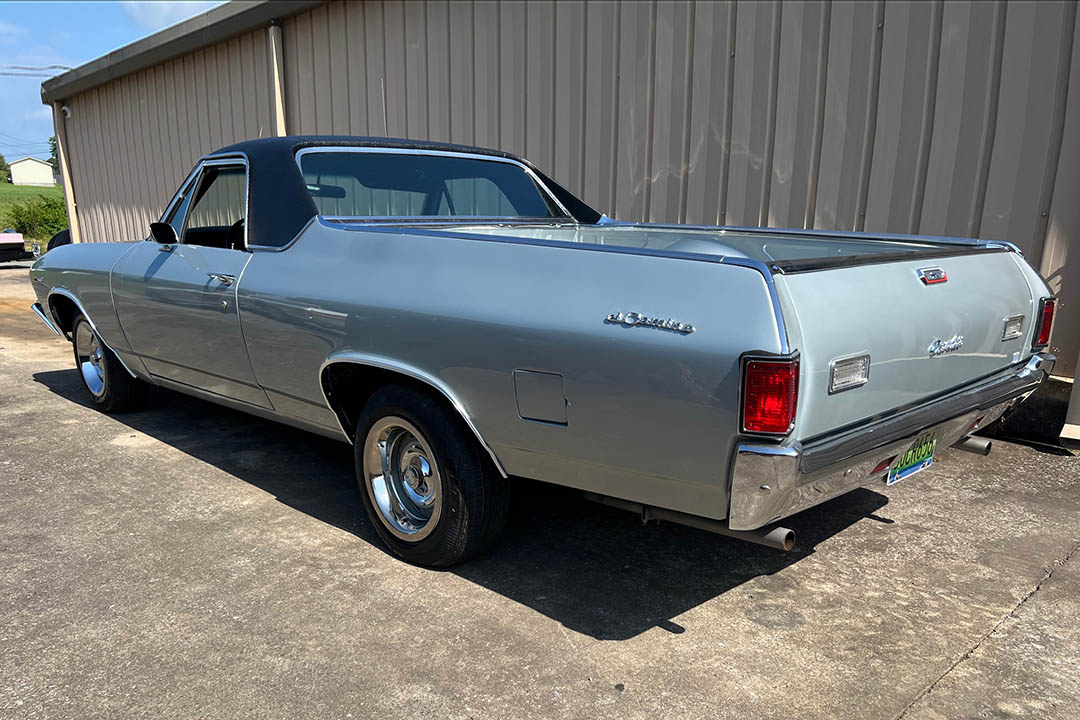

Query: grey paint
[[45, 0, 1080, 379], [26, 133, 1054, 530]]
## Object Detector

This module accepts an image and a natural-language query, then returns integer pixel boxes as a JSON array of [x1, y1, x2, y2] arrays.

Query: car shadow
[[34, 368, 889, 641]]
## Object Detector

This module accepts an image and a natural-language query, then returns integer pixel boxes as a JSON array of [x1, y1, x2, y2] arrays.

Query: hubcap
[[362, 417, 442, 541], [75, 321, 106, 397]]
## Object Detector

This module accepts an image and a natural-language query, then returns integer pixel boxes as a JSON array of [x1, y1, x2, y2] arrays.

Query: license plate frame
[[887, 430, 938, 486]]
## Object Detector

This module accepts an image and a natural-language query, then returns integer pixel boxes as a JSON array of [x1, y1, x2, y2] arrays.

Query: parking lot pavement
[[1, 259, 1078, 720]]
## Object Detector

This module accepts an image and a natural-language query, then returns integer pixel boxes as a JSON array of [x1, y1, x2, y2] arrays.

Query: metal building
[[40, 0, 1080, 435]]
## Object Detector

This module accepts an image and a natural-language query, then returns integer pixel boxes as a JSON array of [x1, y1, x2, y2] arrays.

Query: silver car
[[29, 137, 1056, 566]]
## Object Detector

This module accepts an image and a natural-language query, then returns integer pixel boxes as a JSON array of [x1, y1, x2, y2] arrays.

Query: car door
[[112, 158, 272, 409]]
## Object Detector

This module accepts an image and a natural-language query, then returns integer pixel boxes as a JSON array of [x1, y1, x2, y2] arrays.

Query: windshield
[[298, 150, 568, 221]]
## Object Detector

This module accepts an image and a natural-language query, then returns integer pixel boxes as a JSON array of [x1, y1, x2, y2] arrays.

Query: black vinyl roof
[[207, 136, 601, 246]]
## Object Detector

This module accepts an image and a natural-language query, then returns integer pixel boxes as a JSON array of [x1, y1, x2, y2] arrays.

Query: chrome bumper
[[31, 302, 63, 336], [728, 353, 1055, 531]]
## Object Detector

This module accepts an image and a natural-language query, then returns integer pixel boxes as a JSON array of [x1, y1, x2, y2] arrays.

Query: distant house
[[9, 157, 55, 187]]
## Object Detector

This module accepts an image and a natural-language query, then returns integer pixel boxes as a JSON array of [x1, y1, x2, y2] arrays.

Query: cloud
[[121, 1, 221, 33], [0, 20, 26, 36], [26, 107, 52, 121]]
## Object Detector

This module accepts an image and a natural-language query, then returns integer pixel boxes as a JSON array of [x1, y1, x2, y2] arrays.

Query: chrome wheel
[[75, 321, 106, 398], [362, 416, 442, 541]]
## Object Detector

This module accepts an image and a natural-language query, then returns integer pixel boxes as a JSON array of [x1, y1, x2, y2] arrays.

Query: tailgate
[[776, 250, 1038, 440]]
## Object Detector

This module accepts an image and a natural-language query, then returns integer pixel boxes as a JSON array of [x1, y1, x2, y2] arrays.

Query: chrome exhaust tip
[[953, 435, 992, 456]]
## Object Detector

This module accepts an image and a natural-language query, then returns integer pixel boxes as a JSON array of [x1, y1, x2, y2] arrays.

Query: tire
[[47, 229, 71, 252], [71, 313, 146, 412], [354, 385, 509, 567]]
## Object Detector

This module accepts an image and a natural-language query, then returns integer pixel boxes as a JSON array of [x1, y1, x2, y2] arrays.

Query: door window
[[182, 165, 247, 249]]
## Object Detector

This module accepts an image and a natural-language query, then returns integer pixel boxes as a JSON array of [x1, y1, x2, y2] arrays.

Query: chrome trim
[[827, 352, 870, 394], [292, 145, 574, 220], [362, 416, 443, 541], [318, 354, 509, 478], [1002, 313, 1024, 342], [188, 155, 251, 251], [30, 303, 62, 336], [47, 288, 138, 378], [737, 351, 801, 437], [74, 320, 106, 397], [1033, 296, 1056, 351], [728, 353, 1054, 530]]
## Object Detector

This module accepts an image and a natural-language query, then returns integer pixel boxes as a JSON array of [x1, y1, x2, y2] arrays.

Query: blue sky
[[0, 1, 223, 162]]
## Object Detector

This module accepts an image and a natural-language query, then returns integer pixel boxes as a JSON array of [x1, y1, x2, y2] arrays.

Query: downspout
[[268, 22, 287, 137], [51, 101, 82, 243]]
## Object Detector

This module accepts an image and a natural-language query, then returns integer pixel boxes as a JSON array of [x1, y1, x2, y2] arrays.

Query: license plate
[[887, 430, 938, 485]]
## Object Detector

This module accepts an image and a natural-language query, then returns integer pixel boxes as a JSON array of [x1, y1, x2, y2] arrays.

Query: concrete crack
[[892, 540, 1080, 720]]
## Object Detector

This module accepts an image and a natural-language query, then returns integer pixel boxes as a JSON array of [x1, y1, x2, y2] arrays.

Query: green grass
[[0, 182, 66, 248]]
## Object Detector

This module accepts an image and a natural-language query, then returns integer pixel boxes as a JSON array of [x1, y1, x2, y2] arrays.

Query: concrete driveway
[[1, 260, 1078, 719]]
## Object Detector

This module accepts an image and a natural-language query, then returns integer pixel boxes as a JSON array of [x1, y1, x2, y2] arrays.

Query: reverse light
[[829, 353, 870, 394], [742, 359, 799, 434], [1034, 297, 1056, 350]]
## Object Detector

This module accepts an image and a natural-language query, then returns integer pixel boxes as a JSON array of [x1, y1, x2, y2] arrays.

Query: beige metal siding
[[62, 29, 273, 246], [56, 0, 1080, 376]]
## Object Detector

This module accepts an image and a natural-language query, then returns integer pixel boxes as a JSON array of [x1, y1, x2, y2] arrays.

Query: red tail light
[[1034, 297, 1056, 349], [742, 359, 799, 434]]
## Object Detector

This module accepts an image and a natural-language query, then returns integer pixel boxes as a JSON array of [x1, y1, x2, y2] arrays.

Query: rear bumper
[[728, 353, 1055, 530]]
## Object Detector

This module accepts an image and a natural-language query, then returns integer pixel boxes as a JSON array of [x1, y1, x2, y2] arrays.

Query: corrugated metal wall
[[63, 28, 274, 247], [59, 0, 1080, 376]]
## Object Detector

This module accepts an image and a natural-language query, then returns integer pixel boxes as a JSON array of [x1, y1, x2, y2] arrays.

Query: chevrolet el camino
[[29, 137, 1056, 566]]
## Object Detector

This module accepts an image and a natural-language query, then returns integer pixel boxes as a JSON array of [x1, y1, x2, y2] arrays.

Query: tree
[[48, 136, 59, 173], [0, 153, 8, 183]]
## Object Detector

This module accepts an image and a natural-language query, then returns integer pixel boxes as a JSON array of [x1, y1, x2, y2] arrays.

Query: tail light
[[1033, 297, 1056, 350], [742, 359, 799, 434]]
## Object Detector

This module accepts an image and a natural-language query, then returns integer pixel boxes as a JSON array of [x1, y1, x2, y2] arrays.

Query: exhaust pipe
[[953, 435, 992, 456], [584, 492, 795, 551]]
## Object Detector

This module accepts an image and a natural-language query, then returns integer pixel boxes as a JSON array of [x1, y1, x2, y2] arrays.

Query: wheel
[[47, 229, 71, 252], [72, 313, 146, 412], [355, 385, 509, 567]]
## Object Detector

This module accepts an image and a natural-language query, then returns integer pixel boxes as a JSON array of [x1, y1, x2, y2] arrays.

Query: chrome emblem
[[606, 312, 695, 334], [928, 335, 964, 357], [917, 267, 948, 285]]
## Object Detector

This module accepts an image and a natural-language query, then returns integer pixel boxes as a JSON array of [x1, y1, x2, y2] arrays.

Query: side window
[[182, 165, 247, 249]]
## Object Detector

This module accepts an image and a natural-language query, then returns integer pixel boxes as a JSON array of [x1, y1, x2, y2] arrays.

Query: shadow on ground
[[34, 368, 889, 640]]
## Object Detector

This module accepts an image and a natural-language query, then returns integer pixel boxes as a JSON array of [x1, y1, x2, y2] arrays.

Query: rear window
[[298, 151, 566, 220]]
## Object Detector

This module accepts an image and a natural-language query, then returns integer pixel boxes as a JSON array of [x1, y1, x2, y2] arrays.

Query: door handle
[[207, 273, 236, 286]]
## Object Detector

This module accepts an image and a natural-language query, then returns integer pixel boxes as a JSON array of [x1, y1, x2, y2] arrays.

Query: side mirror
[[149, 222, 178, 244]]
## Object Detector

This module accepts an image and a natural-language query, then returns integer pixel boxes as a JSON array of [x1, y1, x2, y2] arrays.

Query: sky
[[0, 1, 223, 162]]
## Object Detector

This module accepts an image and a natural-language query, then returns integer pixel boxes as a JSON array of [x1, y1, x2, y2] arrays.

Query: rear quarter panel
[[238, 222, 785, 519]]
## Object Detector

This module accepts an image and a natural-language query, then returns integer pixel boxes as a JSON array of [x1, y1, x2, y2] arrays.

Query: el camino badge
[[928, 335, 964, 357], [606, 312, 695, 335]]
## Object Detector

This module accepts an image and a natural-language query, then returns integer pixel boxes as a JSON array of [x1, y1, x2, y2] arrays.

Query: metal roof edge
[[41, 0, 325, 104]]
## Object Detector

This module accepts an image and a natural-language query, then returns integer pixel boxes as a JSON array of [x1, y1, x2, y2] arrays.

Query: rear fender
[[319, 352, 508, 478]]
